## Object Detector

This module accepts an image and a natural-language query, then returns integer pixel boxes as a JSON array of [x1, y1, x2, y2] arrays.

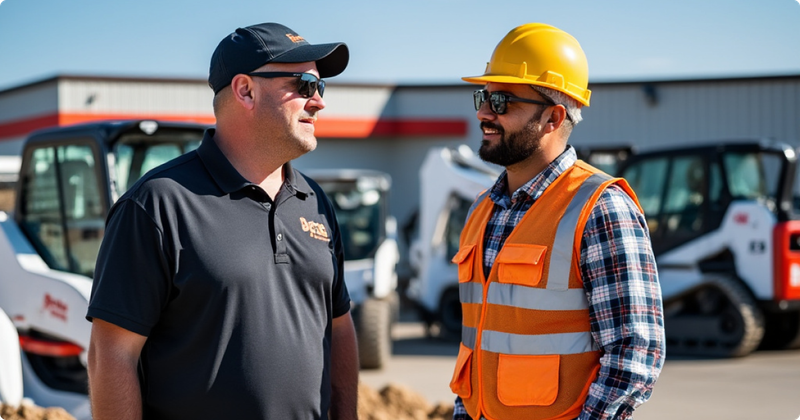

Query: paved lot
[[360, 315, 800, 420]]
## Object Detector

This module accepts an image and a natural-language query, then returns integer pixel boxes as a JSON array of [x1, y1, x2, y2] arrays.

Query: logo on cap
[[286, 34, 305, 43]]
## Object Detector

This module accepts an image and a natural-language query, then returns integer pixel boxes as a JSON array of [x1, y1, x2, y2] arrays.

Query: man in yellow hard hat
[[449, 23, 665, 420]]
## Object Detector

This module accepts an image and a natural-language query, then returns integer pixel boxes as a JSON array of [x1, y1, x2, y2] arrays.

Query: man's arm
[[579, 186, 665, 420], [87, 318, 147, 420], [329, 311, 359, 420]]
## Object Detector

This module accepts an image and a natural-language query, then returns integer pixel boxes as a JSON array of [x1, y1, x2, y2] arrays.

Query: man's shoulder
[[585, 182, 648, 235], [597, 183, 640, 212], [112, 151, 211, 221], [122, 151, 206, 202], [295, 169, 332, 205]]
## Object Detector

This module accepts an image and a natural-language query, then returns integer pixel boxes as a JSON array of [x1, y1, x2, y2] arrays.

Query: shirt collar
[[197, 128, 309, 196], [489, 145, 578, 206]]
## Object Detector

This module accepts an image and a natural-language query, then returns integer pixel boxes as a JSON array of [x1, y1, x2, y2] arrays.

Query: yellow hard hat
[[462, 23, 591, 107]]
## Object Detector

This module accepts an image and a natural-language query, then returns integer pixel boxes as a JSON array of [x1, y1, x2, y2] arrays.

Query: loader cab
[[576, 144, 634, 176], [15, 120, 205, 278], [310, 170, 393, 262], [617, 142, 797, 255], [306, 169, 400, 369]]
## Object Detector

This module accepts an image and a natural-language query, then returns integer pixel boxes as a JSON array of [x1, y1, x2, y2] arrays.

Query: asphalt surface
[[360, 312, 800, 420]]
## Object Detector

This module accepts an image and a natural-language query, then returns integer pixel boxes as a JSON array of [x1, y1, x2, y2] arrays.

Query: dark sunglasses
[[473, 89, 553, 115], [248, 72, 325, 98]]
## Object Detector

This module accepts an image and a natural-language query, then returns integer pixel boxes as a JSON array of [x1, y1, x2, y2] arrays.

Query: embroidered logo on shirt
[[300, 217, 329, 242]]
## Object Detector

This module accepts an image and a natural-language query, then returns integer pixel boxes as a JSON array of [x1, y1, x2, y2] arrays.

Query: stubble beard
[[256, 105, 318, 160], [293, 111, 319, 155], [478, 109, 545, 167]]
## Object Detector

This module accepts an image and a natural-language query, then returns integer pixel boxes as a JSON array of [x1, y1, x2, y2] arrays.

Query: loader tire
[[760, 309, 800, 350], [664, 275, 764, 357], [438, 288, 462, 339], [357, 298, 392, 370]]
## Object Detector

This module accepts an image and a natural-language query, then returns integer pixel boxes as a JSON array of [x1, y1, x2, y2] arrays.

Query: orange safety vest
[[449, 161, 642, 420]]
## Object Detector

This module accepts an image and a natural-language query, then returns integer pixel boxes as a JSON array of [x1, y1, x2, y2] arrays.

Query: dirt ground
[[0, 403, 75, 420], [1, 382, 452, 420], [358, 382, 454, 420]]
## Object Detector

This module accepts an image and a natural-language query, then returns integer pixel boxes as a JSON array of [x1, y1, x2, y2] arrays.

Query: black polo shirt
[[87, 129, 350, 420]]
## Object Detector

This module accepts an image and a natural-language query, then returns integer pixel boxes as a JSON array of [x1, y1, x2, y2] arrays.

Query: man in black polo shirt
[[86, 23, 358, 420]]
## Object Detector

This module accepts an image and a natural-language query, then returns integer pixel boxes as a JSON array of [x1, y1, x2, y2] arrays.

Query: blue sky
[[0, 0, 799, 91]]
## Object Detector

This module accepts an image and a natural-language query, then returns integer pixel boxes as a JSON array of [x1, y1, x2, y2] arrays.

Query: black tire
[[357, 298, 392, 370], [438, 288, 462, 338], [665, 275, 765, 357], [760, 309, 800, 350], [718, 277, 765, 357]]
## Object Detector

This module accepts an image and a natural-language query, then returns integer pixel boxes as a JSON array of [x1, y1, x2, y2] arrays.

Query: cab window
[[20, 144, 104, 277]]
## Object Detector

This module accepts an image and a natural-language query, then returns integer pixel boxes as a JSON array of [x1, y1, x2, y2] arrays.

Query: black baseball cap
[[208, 22, 349, 94]]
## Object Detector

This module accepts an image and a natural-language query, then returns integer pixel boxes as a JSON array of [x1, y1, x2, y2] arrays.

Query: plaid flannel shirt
[[453, 146, 665, 420]]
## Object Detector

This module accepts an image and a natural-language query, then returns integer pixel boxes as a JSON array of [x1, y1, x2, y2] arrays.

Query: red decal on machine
[[733, 213, 748, 224], [43, 294, 68, 321]]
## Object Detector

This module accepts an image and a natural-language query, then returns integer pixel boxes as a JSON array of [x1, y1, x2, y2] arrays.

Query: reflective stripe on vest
[[461, 326, 596, 355], [547, 173, 610, 291], [481, 330, 597, 355], [463, 325, 478, 350], [461, 281, 588, 310]]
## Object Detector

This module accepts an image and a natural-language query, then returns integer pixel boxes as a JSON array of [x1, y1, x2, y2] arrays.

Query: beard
[[478, 109, 545, 167]]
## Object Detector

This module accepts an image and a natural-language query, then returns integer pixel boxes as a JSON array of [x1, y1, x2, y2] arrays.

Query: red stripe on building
[[1, 113, 467, 141], [58, 112, 217, 127], [0, 112, 216, 141], [0, 114, 61, 139], [315, 118, 468, 138]]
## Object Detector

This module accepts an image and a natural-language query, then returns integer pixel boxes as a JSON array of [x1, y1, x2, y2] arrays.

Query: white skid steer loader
[[407, 142, 800, 357], [0, 120, 205, 419], [305, 169, 400, 370]]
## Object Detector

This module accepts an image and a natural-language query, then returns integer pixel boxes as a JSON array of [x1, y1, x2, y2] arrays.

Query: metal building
[[1, 74, 798, 228]]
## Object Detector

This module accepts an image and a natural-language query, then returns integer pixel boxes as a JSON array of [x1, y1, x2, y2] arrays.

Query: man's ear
[[230, 74, 256, 110], [544, 104, 567, 133]]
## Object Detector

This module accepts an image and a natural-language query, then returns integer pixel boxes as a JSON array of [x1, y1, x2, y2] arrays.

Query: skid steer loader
[[407, 141, 800, 357], [0, 120, 205, 418], [306, 169, 400, 370], [618, 141, 800, 356]]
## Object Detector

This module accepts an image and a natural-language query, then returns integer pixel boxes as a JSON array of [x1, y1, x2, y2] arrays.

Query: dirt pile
[[358, 382, 454, 420], [0, 402, 75, 420], [2, 383, 450, 420]]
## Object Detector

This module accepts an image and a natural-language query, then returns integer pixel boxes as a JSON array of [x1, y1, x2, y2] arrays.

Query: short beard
[[478, 109, 545, 167]]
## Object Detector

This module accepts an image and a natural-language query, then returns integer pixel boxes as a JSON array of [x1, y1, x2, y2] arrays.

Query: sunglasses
[[473, 89, 554, 115], [248, 72, 325, 98]]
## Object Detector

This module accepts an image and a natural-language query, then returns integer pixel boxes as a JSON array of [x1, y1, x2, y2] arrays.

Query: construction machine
[[618, 141, 800, 356], [0, 307, 23, 408], [407, 142, 800, 357], [576, 145, 633, 176], [0, 120, 401, 419], [306, 169, 400, 369], [0, 120, 205, 418], [0, 155, 19, 212], [405, 146, 499, 337]]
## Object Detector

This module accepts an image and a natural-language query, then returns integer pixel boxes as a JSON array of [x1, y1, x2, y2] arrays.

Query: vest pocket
[[451, 244, 477, 283], [495, 244, 547, 287], [450, 343, 473, 398], [497, 354, 559, 406]]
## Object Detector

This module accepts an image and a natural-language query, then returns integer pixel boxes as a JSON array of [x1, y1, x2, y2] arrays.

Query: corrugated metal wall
[[574, 77, 800, 149], [1, 74, 798, 226], [295, 77, 800, 228], [60, 79, 213, 115], [0, 80, 60, 154]]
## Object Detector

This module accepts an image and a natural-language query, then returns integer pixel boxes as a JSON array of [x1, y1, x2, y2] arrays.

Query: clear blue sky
[[0, 0, 799, 91]]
